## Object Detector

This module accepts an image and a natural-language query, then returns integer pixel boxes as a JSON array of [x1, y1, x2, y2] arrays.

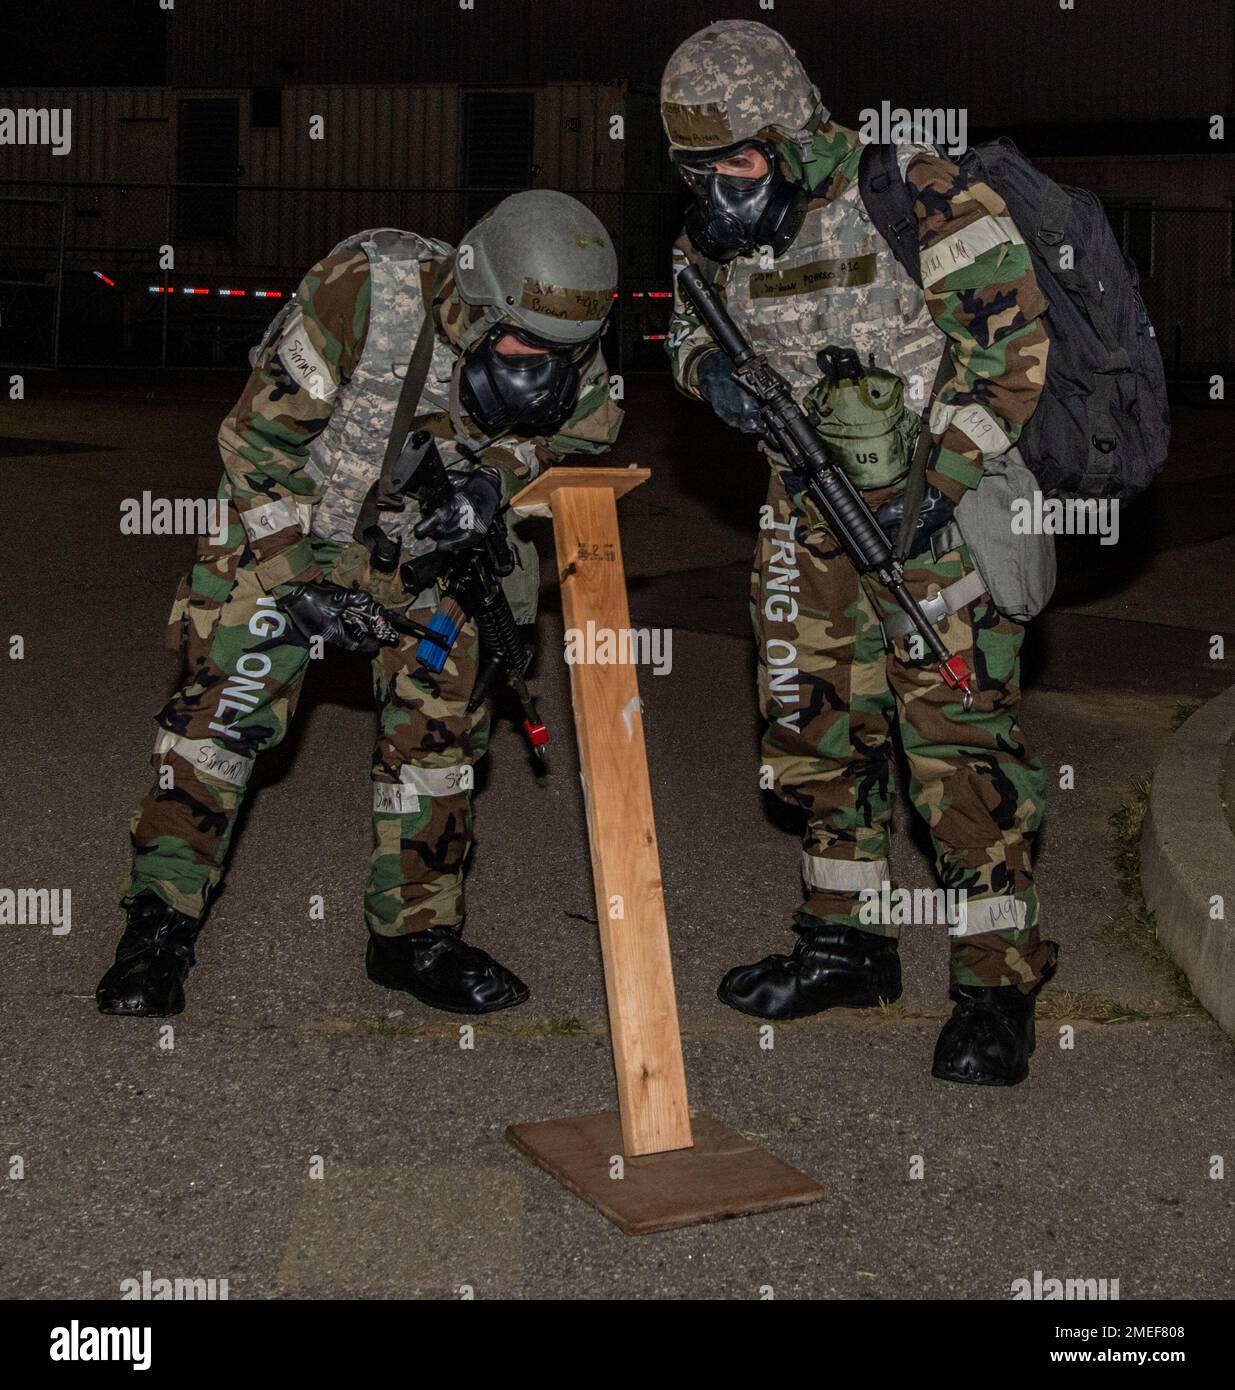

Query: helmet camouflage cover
[[660, 19, 826, 154], [453, 189, 617, 350]]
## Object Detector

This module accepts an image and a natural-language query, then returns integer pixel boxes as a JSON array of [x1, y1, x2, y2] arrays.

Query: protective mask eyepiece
[[457, 324, 596, 437], [673, 140, 808, 263]]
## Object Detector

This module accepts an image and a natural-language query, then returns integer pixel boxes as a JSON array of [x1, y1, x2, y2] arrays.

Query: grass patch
[[533, 1015, 590, 1037], [1035, 987, 1161, 1025], [1171, 699, 1205, 732]]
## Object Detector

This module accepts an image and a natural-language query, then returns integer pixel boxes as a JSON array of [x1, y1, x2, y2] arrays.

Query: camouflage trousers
[[752, 469, 1054, 991], [127, 536, 488, 935]]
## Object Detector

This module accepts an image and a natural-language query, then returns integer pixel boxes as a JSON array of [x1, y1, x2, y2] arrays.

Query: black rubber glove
[[874, 484, 957, 560], [277, 582, 399, 657], [697, 351, 764, 435], [413, 465, 502, 552]]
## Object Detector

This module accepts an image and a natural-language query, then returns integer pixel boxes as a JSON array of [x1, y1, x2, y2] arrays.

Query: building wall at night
[[162, 0, 1233, 127]]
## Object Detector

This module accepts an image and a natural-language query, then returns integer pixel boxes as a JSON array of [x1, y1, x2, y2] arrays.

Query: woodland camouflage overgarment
[[669, 123, 1054, 989], [129, 241, 621, 933]]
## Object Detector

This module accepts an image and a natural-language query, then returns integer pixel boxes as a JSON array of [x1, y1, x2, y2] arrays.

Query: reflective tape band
[[882, 568, 987, 642], [920, 214, 1024, 289], [241, 496, 307, 542], [948, 894, 1029, 938], [154, 730, 253, 787], [801, 854, 890, 892], [372, 764, 475, 815], [929, 399, 1013, 460]]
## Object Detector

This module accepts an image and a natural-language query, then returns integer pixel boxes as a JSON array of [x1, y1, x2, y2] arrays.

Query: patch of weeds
[[353, 1017, 428, 1039], [531, 1015, 589, 1037], [1035, 987, 1158, 1025], [1171, 699, 1204, 732]]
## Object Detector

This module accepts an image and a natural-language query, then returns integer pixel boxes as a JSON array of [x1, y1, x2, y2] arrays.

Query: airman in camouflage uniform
[[662, 20, 1057, 1084], [98, 190, 622, 1019]]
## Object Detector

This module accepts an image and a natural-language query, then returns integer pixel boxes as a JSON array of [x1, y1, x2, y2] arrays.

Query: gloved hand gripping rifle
[[677, 264, 974, 710], [366, 430, 549, 760]]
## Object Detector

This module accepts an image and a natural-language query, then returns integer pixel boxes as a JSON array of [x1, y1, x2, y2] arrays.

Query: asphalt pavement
[[2, 373, 1233, 1299]]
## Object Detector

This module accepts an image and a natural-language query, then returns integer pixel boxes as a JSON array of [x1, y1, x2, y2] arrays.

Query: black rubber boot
[[931, 959, 1057, 1087], [365, 925, 529, 1015], [717, 914, 902, 1020], [96, 891, 202, 1018]]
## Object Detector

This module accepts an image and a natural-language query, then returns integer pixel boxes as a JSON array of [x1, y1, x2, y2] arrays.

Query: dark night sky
[[5, 0, 167, 85]]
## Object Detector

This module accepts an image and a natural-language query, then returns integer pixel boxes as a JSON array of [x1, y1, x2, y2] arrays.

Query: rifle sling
[[893, 351, 953, 563]]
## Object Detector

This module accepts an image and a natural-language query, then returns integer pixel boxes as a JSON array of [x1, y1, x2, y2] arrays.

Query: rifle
[[677, 264, 974, 709], [366, 430, 549, 760]]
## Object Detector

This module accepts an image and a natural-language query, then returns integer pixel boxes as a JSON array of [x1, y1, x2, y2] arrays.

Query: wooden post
[[505, 467, 824, 1231], [513, 466, 690, 1156]]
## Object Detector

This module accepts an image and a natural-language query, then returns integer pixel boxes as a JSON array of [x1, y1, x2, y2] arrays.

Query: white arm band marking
[[920, 214, 1024, 289]]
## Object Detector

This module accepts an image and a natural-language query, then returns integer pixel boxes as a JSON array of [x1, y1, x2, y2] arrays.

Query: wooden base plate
[[507, 1110, 824, 1235]]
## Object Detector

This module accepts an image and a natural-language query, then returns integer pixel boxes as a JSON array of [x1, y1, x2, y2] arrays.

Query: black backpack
[[858, 139, 1170, 501]]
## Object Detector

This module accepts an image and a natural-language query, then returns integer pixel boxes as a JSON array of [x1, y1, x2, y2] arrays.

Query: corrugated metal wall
[[0, 87, 173, 182], [0, 81, 656, 278]]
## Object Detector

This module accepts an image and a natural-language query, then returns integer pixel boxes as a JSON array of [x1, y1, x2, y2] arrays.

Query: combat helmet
[[660, 19, 828, 157], [452, 189, 617, 351]]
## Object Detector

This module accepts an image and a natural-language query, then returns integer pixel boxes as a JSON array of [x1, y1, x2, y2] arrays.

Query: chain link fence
[[0, 179, 686, 372], [0, 181, 1229, 380]]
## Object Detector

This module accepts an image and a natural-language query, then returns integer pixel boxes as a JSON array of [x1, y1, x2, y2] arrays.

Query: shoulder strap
[[893, 351, 954, 562], [857, 141, 922, 285], [375, 260, 447, 509]]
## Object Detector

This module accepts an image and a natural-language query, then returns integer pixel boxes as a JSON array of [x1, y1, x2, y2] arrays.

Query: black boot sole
[[930, 1062, 1029, 1087], [96, 995, 185, 1019], [930, 996, 1038, 1085], [365, 958, 530, 1015], [717, 981, 902, 1021]]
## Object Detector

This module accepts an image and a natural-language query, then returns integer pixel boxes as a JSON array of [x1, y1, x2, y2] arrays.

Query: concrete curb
[[1142, 684, 1235, 1037]]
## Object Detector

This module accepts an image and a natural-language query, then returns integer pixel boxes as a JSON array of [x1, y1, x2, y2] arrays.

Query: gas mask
[[673, 140, 808, 264], [457, 323, 598, 438]]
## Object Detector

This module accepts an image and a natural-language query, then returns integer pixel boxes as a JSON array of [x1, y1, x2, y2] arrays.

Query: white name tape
[[920, 214, 1024, 289], [949, 894, 1028, 937], [241, 496, 312, 541], [929, 399, 1012, 459], [275, 309, 337, 401], [154, 731, 253, 787]]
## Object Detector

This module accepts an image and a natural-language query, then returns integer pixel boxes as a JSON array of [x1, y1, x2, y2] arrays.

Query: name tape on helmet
[[660, 101, 736, 148], [519, 279, 612, 323]]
